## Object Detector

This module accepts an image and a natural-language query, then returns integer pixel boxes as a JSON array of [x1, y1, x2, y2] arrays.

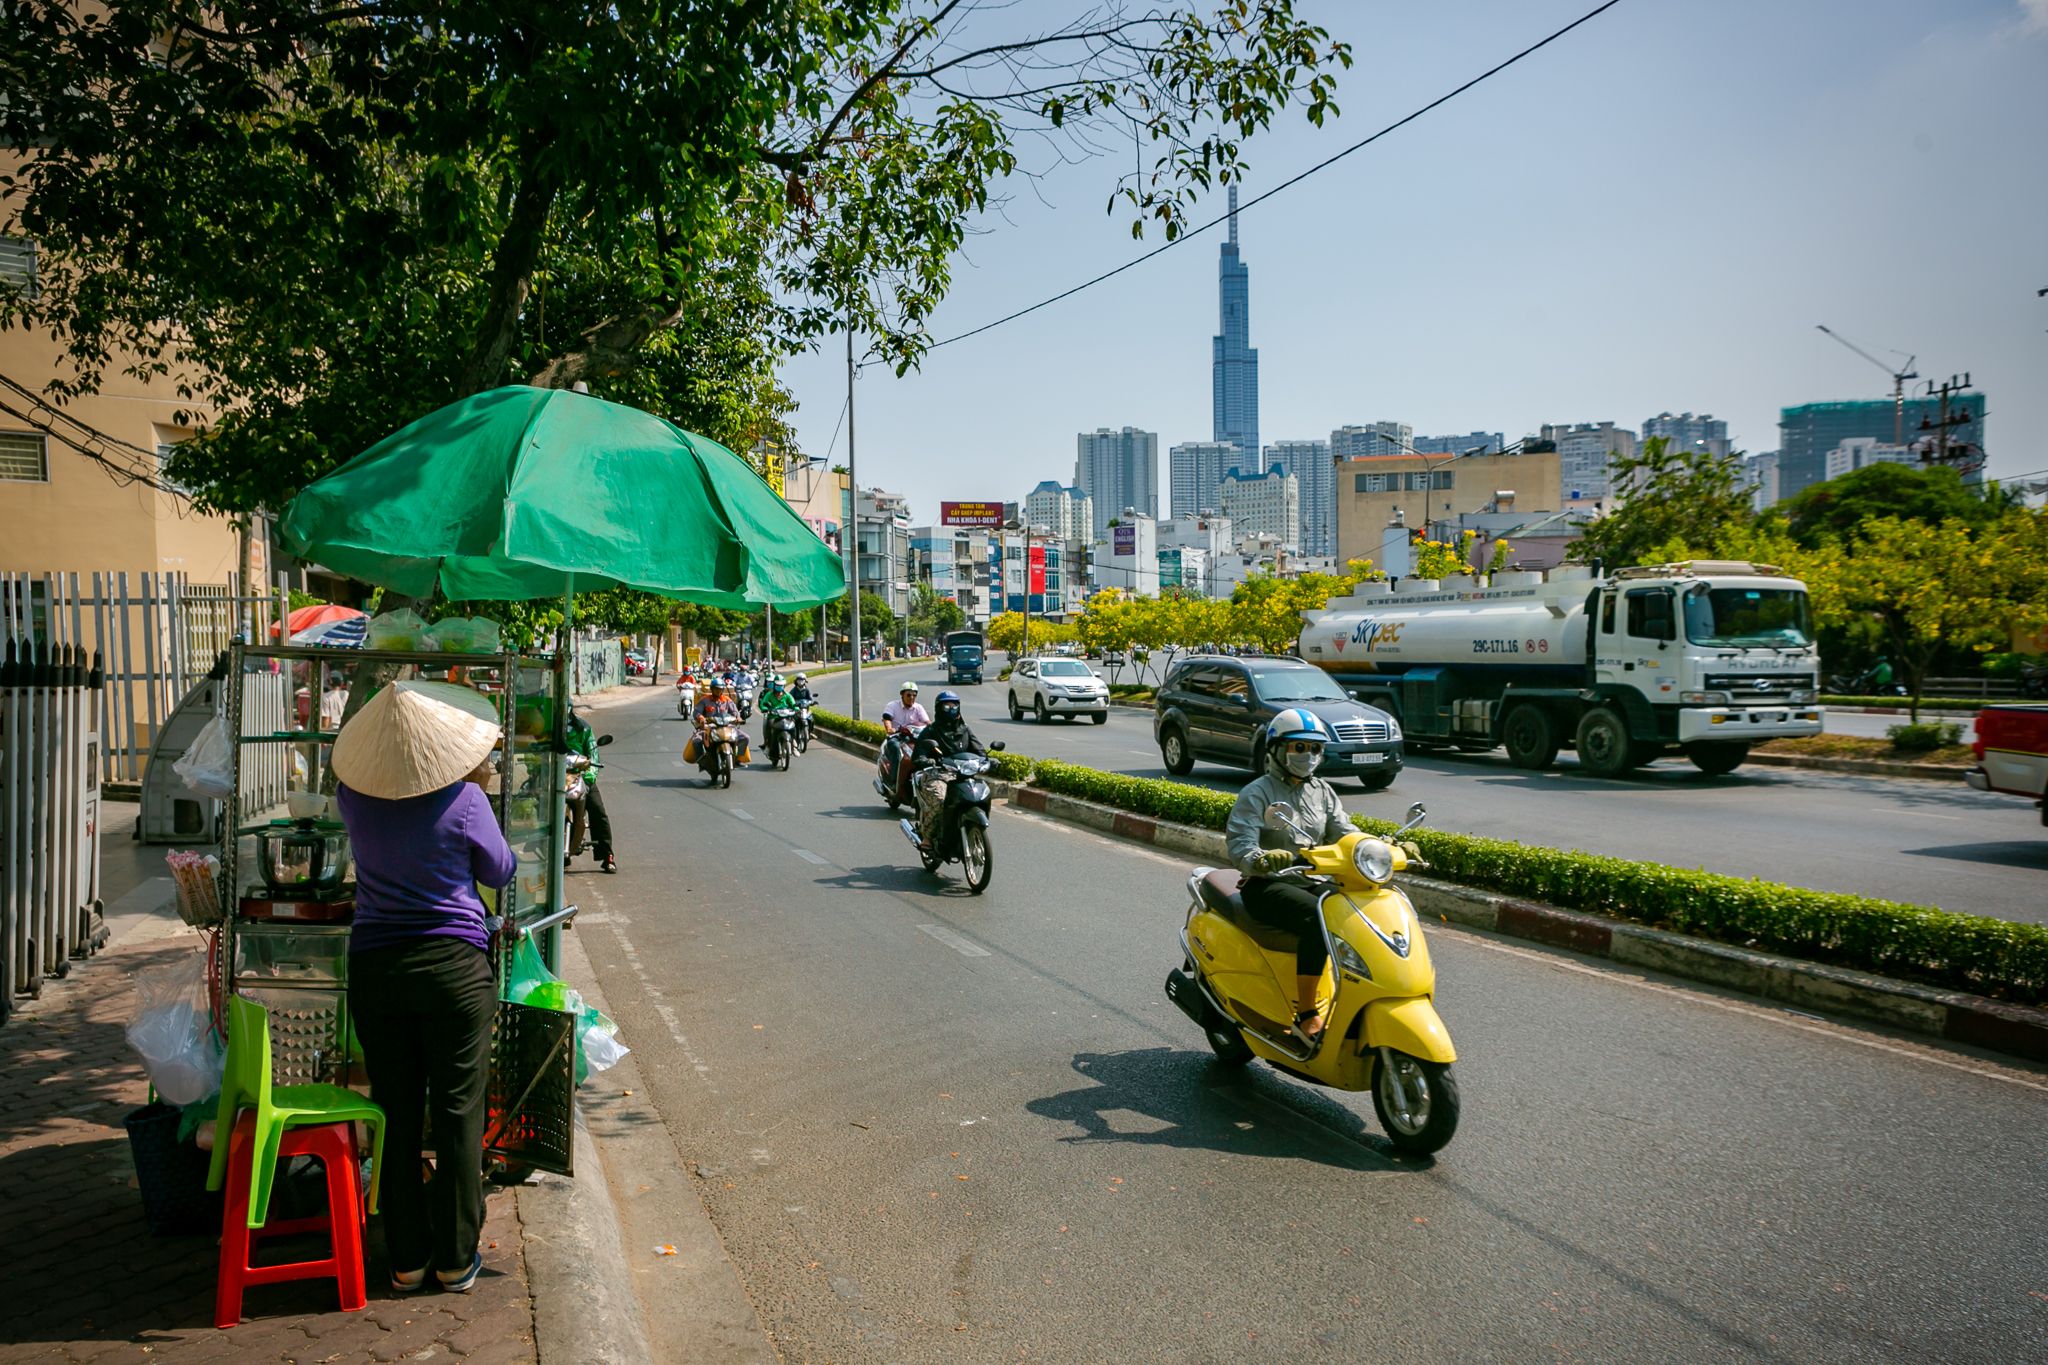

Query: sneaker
[[436, 1251, 483, 1293], [390, 1266, 429, 1294], [601, 855, 617, 874]]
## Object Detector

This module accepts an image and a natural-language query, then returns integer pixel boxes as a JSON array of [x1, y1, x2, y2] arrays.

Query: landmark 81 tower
[[1211, 185, 1260, 470]]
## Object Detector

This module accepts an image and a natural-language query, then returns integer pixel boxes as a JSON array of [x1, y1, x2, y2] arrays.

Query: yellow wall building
[[1335, 447, 1564, 565]]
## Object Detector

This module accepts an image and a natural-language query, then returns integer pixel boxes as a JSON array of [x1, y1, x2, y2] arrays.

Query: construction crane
[[1814, 324, 1917, 445]]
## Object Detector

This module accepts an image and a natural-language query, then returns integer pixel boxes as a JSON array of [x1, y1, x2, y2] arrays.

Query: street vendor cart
[[212, 638, 580, 1177]]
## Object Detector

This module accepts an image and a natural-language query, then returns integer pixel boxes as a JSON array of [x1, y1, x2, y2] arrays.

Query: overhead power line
[[918, 0, 1628, 357]]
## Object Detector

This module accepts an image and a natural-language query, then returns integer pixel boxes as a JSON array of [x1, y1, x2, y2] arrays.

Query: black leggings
[[1241, 877, 1329, 976]]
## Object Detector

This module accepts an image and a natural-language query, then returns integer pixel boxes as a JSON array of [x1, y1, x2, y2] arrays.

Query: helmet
[[765, 675, 784, 691], [1265, 708, 1332, 748], [793, 673, 808, 684], [899, 680, 920, 694], [935, 689, 962, 721]]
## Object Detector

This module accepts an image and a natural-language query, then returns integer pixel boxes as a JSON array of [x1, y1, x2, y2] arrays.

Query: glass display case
[[216, 641, 577, 1175]]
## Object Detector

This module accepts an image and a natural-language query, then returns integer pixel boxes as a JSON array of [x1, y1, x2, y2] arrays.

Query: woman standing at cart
[[330, 680, 513, 1294]]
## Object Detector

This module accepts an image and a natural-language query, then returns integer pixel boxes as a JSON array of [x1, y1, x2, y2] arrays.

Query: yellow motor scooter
[[1163, 801, 1460, 1155]]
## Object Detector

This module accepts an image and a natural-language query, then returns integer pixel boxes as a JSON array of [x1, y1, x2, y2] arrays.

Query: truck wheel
[[1574, 708, 1639, 778], [1160, 725, 1194, 776], [1685, 741, 1749, 776], [1502, 705, 1559, 770], [1357, 773, 1395, 792]]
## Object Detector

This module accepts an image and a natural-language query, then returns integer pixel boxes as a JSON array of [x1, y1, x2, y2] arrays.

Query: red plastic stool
[[214, 1114, 367, 1328]]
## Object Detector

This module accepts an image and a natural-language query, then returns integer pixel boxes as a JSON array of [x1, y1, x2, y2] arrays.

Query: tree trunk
[[458, 165, 562, 396], [527, 299, 687, 390]]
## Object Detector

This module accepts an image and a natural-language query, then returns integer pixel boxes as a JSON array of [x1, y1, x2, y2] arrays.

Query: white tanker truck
[[1296, 561, 1823, 777]]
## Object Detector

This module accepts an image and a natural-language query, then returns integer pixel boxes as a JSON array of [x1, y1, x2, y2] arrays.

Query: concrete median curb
[[814, 724, 2047, 1064], [1744, 751, 1967, 781]]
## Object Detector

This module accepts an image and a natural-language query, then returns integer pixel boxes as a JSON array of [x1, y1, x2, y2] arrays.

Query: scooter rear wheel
[[1371, 1050, 1459, 1155]]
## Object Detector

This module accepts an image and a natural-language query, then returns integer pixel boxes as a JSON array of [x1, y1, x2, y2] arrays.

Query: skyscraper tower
[[1212, 186, 1259, 466]]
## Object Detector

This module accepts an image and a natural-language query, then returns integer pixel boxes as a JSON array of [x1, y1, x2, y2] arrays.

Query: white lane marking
[[917, 923, 992, 957], [1454, 932, 2048, 1094], [731, 807, 755, 821], [792, 848, 831, 865], [586, 885, 719, 1092]]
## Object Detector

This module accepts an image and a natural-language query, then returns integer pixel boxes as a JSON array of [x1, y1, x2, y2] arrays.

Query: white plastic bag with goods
[[125, 950, 224, 1106], [171, 715, 234, 800]]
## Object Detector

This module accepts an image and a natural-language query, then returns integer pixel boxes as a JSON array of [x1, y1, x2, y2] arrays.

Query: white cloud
[[2023, 0, 2048, 33]]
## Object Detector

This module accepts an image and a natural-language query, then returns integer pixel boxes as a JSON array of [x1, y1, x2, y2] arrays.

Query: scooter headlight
[[1352, 838, 1396, 884], [1332, 936, 1371, 980]]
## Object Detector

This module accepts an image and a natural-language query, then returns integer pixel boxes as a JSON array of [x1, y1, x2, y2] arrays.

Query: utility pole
[[1917, 373, 1980, 478], [846, 322, 862, 722]]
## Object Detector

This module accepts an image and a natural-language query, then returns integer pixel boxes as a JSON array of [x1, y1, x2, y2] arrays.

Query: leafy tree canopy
[[1781, 462, 2013, 550], [3, 0, 1350, 519], [1569, 437, 1754, 569]]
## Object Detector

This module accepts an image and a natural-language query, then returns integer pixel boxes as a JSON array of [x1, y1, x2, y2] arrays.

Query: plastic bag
[[125, 950, 224, 1106], [428, 616, 502, 654], [171, 715, 234, 800], [505, 937, 629, 1084], [366, 608, 431, 651]]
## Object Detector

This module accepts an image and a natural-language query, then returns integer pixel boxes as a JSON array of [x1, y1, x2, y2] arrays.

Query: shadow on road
[[1899, 839, 2048, 871], [812, 863, 961, 896], [814, 803, 899, 821], [1025, 1048, 1412, 1172]]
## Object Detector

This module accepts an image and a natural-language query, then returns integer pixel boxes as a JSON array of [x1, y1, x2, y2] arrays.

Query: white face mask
[[1283, 748, 1322, 779]]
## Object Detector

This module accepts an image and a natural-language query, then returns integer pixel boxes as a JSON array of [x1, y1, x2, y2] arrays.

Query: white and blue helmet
[[1265, 708, 1333, 748]]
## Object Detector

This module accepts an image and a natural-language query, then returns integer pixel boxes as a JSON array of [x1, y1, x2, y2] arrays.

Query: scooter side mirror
[[596, 734, 615, 747], [989, 741, 1007, 752], [1265, 802, 1298, 829]]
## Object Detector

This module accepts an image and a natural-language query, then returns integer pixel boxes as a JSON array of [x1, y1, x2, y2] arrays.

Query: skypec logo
[[1334, 619, 1405, 654]]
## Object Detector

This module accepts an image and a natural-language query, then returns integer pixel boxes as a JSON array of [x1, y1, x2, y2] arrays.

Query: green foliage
[[1783, 463, 2013, 550], [1570, 437, 1756, 569], [1885, 722, 1963, 753], [907, 582, 966, 642], [1348, 815, 2048, 1003], [1821, 696, 1984, 710], [5, 1, 1350, 516], [986, 750, 1039, 784], [1028, 760, 1237, 830], [810, 707, 887, 746]]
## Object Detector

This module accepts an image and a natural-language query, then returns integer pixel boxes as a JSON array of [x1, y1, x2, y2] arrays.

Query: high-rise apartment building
[[1778, 396, 1985, 500], [1217, 465, 1299, 552], [1265, 438, 1333, 557], [1824, 437, 1915, 481], [1411, 431, 1504, 456], [1212, 187, 1259, 463], [1023, 479, 1093, 543], [1168, 440, 1241, 517], [1540, 421, 1637, 502], [1642, 412, 1731, 460], [1330, 422, 1413, 460], [1742, 451, 1781, 511], [1074, 426, 1159, 535]]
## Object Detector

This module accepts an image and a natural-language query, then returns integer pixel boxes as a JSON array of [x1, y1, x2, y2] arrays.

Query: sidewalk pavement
[[0, 805, 539, 1365]]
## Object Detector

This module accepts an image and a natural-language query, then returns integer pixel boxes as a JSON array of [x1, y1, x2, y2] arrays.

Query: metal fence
[[0, 640, 105, 1023]]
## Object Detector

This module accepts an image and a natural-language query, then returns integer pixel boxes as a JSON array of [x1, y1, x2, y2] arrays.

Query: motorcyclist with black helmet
[[908, 690, 985, 849]]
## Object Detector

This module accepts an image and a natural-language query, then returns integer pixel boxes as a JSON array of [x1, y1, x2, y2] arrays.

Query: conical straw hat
[[331, 679, 502, 800]]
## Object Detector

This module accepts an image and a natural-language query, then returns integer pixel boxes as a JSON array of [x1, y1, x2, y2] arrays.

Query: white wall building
[[1642, 411, 1732, 461], [1330, 422, 1413, 460], [1743, 451, 1781, 512], [1090, 513, 1159, 597], [1824, 436, 1916, 480], [1075, 427, 1159, 535], [1217, 465, 1300, 553], [1265, 437, 1333, 558]]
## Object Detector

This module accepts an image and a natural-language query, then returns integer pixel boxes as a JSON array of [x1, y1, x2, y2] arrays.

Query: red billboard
[[940, 500, 1005, 528], [1027, 544, 1046, 595]]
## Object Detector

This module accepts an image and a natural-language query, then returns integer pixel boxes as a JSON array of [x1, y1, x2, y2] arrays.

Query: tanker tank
[[1298, 568, 1597, 685]]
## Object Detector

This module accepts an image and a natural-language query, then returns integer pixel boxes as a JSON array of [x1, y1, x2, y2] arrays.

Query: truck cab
[[1584, 562, 1823, 773]]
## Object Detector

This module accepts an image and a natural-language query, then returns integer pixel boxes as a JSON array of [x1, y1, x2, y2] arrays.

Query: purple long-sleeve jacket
[[336, 781, 516, 955]]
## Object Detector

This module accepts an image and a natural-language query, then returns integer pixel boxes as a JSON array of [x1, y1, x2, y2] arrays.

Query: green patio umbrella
[[277, 385, 845, 610]]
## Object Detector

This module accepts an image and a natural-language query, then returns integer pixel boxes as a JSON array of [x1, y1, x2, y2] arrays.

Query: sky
[[775, 0, 2048, 521]]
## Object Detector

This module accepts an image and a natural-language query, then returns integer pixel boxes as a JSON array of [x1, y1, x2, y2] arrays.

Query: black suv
[[1153, 655, 1404, 789]]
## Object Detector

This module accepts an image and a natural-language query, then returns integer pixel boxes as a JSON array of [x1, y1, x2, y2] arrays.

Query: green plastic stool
[[205, 995, 388, 1230]]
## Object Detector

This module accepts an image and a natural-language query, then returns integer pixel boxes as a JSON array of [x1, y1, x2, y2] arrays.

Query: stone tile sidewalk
[[0, 932, 538, 1364]]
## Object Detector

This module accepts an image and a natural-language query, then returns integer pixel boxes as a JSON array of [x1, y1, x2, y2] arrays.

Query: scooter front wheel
[[1372, 1050, 1459, 1155], [959, 822, 992, 894]]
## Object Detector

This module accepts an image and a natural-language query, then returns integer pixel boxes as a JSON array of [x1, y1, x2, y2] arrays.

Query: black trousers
[[1240, 877, 1330, 976], [568, 782, 612, 858], [348, 936, 495, 1274]]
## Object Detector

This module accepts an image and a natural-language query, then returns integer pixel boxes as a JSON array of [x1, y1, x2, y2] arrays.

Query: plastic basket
[[124, 1101, 221, 1237]]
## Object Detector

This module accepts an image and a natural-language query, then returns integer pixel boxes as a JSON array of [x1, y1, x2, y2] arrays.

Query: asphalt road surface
[[571, 684, 2048, 1364], [806, 663, 2048, 925]]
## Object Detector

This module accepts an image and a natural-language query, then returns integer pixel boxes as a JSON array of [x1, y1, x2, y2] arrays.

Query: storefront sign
[[1112, 525, 1136, 556]]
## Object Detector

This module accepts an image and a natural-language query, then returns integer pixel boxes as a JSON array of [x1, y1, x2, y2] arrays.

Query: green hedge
[[812, 706, 887, 745], [815, 707, 2048, 1002], [1030, 759, 1236, 830]]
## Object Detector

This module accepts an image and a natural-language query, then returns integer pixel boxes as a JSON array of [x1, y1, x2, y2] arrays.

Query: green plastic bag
[[504, 937, 628, 1085]]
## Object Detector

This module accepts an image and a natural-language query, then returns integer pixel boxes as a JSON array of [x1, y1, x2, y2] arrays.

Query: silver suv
[[1007, 657, 1110, 725]]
